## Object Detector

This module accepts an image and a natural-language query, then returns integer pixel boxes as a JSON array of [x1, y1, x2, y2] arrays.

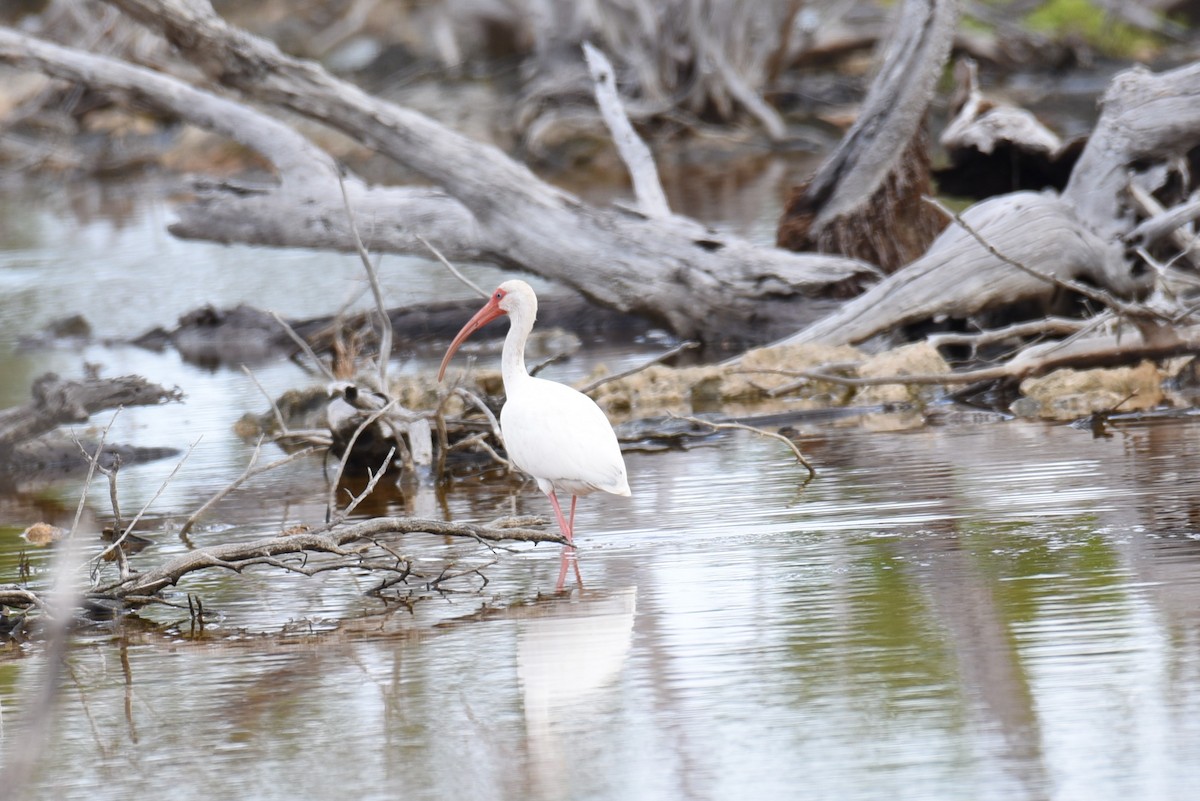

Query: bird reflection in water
[[516, 587, 637, 796]]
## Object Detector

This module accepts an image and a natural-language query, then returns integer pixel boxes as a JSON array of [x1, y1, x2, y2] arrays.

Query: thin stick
[[242, 365, 289, 434], [180, 444, 317, 537], [453, 388, 510, 471], [272, 311, 337, 382], [924, 317, 1095, 349], [338, 447, 396, 521], [670, 412, 815, 479], [326, 399, 399, 521], [337, 172, 392, 389], [577, 340, 700, 394], [418, 234, 488, 298], [93, 439, 201, 567], [69, 408, 122, 541]]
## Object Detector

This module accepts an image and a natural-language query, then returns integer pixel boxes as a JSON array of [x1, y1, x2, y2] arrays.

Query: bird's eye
[[494, 290, 505, 300]]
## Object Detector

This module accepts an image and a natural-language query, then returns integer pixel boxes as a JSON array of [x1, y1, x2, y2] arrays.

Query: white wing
[[501, 377, 630, 497]]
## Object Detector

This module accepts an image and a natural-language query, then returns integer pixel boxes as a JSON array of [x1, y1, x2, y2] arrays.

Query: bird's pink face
[[437, 287, 510, 382]]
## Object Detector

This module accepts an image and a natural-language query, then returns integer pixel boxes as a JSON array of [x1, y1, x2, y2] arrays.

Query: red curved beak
[[437, 296, 506, 382]]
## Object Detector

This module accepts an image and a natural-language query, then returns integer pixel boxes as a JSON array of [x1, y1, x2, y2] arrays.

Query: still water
[[2, 182, 1200, 801]]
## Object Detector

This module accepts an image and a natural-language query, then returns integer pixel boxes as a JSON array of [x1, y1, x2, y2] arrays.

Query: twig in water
[[325, 398, 399, 523], [669, 412, 816, 480], [180, 442, 318, 537], [338, 447, 396, 521], [242, 365, 290, 434], [453, 387, 508, 469], [93, 438, 201, 570]]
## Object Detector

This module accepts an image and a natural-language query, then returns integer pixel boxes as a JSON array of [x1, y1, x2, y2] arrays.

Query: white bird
[[438, 280, 630, 546]]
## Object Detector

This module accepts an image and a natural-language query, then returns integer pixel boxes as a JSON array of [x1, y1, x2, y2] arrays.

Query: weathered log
[[0, 373, 181, 455], [0, 26, 490, 264], [774, 192, 1140, 347], [1064, 61, 1200, 242], [776, 0, 957, 272], [99, 0, 879, 343]]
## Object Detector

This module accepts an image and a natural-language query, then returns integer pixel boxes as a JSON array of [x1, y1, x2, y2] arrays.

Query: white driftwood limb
[[777, 59, 1200, 348], [940, 58, 1062, 158], [582, 41, 670, 219], [691, 24, 787, 141]]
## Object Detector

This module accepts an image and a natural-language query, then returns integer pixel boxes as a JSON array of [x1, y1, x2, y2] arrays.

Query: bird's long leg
[[546, 491, 574, 544], [568, 496, 577, 538]]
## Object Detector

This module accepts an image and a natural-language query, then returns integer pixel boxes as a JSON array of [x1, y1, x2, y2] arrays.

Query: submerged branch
[[96, 516, 563, 601]]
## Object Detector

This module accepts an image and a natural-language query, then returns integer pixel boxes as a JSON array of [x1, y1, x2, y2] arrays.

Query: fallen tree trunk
[[0, 5, 877, 346], [777, 0, 957, 271], [127, 294, 655, 368]]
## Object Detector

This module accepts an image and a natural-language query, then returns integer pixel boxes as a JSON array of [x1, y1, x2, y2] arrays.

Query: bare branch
[[181, 445, 318, 537], [419, 234, 487, 299], [337, 172, 392, 390], [337, 447, 396, 521], [99, 516, 565, 599], [670, 413, 815, 479], [326, 399, 399, 521], [271, 311, 337, 382], [922, 195, 1162, 323]]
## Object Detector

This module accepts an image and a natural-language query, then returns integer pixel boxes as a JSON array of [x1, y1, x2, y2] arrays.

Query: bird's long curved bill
[[437, 298, 505, 382]]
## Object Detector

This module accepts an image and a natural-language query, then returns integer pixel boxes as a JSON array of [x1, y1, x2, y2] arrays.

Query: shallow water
[[2, 180, 1200, 800]]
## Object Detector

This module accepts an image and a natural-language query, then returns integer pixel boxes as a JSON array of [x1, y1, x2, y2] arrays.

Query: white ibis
[[438, 280, 630, 547]]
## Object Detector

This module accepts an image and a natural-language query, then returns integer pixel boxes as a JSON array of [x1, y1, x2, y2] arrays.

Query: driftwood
[[776, 191, 1140, 347], [776, 0, 957, 272], [0, 373, 180, 459], [98, 516, 566, 601], [516, 1, 792, 146], [0, 515, 566, 620], [0, 3, 877, 346]]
